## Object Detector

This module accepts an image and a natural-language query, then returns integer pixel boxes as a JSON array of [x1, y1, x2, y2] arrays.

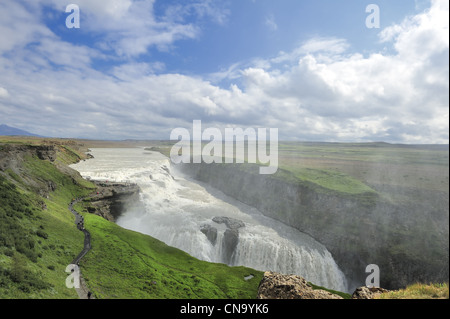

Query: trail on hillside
[[68, 198, 94, 299]]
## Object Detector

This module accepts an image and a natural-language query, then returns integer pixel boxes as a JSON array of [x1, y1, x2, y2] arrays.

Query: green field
[[77, 210, 262, 299], [278, 142, 448, 191]]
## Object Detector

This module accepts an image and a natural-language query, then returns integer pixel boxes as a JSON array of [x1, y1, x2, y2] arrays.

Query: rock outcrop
[[257, 272, 343, 299], [200, 216, 245, 264], [36, 145, 57, 162], [352, 286, 390, 299], [86, 181, 142, 222], [0, 144, 61, 199], [0, 144, 56, 171], [200, 224, 218, 245], [212, 216, 245, 230]]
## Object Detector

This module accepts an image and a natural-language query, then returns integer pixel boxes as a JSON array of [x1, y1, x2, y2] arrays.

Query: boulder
[[222, 229, 239, 263], [200, 216, 245, 264], [352, 286, 390, 299], [36, 145, 57, 162], [212, 216, 245, 230], [200, 224, 218, 245], [257, 271, 343, 299]]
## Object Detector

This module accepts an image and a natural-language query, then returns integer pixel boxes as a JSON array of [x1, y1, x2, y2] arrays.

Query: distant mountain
[[0, 124, 41, 137]]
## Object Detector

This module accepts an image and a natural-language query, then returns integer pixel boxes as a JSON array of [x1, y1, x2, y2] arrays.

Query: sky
[[0, 0, 448, 143]]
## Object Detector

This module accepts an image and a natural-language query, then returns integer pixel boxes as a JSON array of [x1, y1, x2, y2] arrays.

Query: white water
[[71, 147, 349, 292]]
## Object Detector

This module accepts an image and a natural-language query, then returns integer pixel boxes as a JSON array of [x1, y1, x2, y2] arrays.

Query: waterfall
[[71, 147, 349, 292]]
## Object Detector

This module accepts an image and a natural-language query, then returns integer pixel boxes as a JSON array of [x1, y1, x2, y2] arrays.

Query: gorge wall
[[86, 181, 142, 222], [177, 162, 449, 290]]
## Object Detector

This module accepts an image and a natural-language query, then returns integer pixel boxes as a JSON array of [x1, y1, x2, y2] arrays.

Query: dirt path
[[69, 198, 94, 299]]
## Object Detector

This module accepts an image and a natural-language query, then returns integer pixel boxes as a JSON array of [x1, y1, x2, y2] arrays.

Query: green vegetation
[[77, 212, 263, 299], [0, 140, 99, 298], [55, 145, 84, 166], [377, 283, 449, 299], [274, 166, 376, 196], [0, 165, 85, 298], [277, 142, 449, 195], [0, 174, 41, 265]]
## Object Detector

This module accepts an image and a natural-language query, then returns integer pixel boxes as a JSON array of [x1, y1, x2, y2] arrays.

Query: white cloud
[[0, 0, 447, 143], [0, 87, 9, 98], [265, 14, 278, 31], [270, 38, 350, 66], [299, 37, 350, 55], [39, 0, 227, 57], [228, 0, 449, 143], [0, 0, 53, 54], [380, 0, 449, 61], [111, 62, 165, 81]]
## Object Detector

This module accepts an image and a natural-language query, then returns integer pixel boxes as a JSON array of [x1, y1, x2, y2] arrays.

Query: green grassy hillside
[[0, 140, 262, 299], [0, 150, 90, 298], [77, 211, 262, 299]]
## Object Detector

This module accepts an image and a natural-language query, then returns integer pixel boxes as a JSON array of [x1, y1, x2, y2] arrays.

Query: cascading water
[[71, 147, 349, 292]]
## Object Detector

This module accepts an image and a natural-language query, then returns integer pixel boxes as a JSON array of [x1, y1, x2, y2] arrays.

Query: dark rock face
[[0, 144, 56, 171], [36, 146, 57, 162], [200, 224, 218, 245], [87, 182, 142, 222], [47, 180, 57, 192], [0, 144, 60, 198], [352, 286, 390, 299], [222, 229, 239, 264], [212, 216, 245, 230], [200, 216, 246, 264], [257, 272, 343, 299]]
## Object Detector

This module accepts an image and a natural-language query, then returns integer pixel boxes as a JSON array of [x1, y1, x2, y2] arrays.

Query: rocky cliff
[[257, 272, 344, 299], [0, 144, 56, 166], [201, 216, 245, 265], [177, 162, 449, 290], [0, 144, 58, 198], [85, 181, 142, 222]]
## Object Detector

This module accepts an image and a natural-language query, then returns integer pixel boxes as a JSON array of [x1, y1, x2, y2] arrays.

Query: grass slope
[[0, 141, 263, 299], [77, 211, 263, 299], [0, 154, 90, 298], [377, 283, 449, 299]]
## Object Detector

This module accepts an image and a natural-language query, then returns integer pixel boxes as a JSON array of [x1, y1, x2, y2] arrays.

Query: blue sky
[[53, 0, 427, 75], [0, 0, 448, 143]]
